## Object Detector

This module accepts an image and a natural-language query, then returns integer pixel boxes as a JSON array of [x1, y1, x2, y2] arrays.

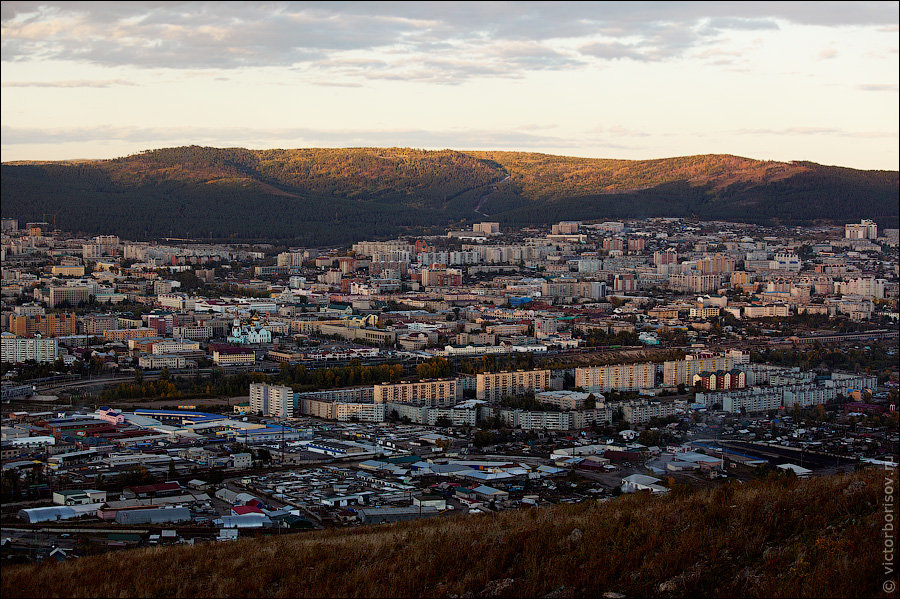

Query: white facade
[[250, 383, 298, 418], [1, 335, 59, 363], [845, 220, 877, 239], [138, 354, 186, 369]]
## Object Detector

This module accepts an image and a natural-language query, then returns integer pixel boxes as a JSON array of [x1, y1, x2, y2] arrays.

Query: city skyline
[[2, 1, 898, 170]]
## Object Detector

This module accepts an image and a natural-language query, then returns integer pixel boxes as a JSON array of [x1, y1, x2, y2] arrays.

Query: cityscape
[[1, 2, 898, 599]]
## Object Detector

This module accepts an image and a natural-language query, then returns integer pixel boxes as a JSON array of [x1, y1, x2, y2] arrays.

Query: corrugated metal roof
[[115, 507, 190, 524]]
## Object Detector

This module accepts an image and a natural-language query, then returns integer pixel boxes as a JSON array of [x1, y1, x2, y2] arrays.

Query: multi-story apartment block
[[834, 276, 887, 299], [151, 340, 201, 354], [104, 328, 156, 342], [250, 383, 299, 418], [742, 304, 790, 319], [172, 325, 213, 340], [551, 221, 580, 235], [421, 267, 462, 287], [374, 379, 459, 407], [473, 222, 500, 235], [48, 286, 92, 308], [81, 243, 104, 260], [503, 409, 574, 430], [663, 355, 735, 387], [619, 400, 678, 424], [698, 254, 735, 275], [476, 369, 552, 401], [51, 265, 86, 277], [575, 362, 657, 392], [276, 250, 308, 267], [1, 334, 59, 363], [10, 313, 77, 337], [138, 355, 187, 369], [157, 293, 194, 311], [13, 304, 46, 317], [211, 346, 255, 366], [82, 314, 119, 335], [730, 271, 755, 291], [654, 249, 678, 267], [613, 273, 637, 293], [845, 220, 878, 239], [721, 390, 783, 414], [689, 306, 721, 319], [668, 274, 722, 294], [351, 240, 413, 258], [333, 402, 386, 423], [535, 390, 592, 410], [692, 369, 746, 390]]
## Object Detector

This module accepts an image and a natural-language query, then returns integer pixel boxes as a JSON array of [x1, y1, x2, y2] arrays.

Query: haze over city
[[1, 1, 898, 169]]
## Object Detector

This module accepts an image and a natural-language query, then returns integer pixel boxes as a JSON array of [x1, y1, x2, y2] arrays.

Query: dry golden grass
[[2, 468, 891, 598]]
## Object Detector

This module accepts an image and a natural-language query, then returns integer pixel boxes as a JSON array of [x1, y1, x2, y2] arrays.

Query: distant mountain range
[[2, 146, 897, 245]]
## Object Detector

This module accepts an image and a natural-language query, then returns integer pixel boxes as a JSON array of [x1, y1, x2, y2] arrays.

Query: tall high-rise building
[[845, 220, 878, 239], [250, 383, 299, 418]]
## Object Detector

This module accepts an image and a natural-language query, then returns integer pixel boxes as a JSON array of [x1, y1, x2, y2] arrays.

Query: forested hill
[[2, 146, 897, 245]]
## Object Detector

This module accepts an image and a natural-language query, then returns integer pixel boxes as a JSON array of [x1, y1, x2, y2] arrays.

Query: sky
[[2, 1, 898, 170]]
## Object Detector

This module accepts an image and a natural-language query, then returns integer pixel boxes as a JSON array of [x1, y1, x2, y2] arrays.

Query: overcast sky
[[2, 1, 898, 169]]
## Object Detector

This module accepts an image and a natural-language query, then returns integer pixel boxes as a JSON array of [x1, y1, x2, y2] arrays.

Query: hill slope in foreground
[[2, 146, 897, 245], [2, 468, 892, 598]]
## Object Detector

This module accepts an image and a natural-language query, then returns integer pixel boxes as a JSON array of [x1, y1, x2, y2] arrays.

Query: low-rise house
[[621, 474, 668, 494]]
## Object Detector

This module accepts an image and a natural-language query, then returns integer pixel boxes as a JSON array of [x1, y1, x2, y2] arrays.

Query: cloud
[[1, 1, 896, 81], [2, 78, 136, 87], [734, 126, 896, 138], [857, 83, 898, 92], [0, 123, 581, 151], [704, 17, 780, 31]]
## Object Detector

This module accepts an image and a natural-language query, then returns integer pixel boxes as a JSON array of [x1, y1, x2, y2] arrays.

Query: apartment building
[[663, 355, 736, 387], [172, 325, 213, 340], [250, 383, 298, 418], [473, 222, 500, 235], [333, 402, 386, 423], [10, 313, 77, 337], [620, 400, 678, 424], [476, 369, 552, 401], [48, 286, 92, 308], [742, 304, 790, 318], [535, 390, 592, 410], [845, 220, 878, 239], [374, 379, 459, 407], [138, 355, 186, 369], [421, 267, 462, 287], [575, 363, 656, 392], [697, 254, 735, 275], [211, 345, 255, 366], [82, 314, 119, 335], [1, 334, 59, 363], [151, 340, 201, 355], [834, 276, 887, 299], [104, 327, 156, 342], [276, 251, 308, 267], [667, 274, 722, 294]]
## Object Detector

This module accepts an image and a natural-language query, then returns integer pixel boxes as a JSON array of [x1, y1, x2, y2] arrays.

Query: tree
[[207, 469, 225, 485], [473, 430, 494, 448]]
